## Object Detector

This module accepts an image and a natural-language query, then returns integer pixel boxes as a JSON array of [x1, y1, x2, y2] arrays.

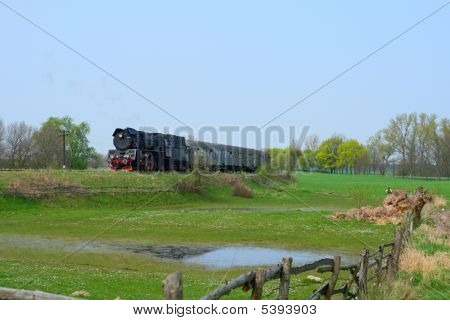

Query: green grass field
[[0, 170, 448, 299]]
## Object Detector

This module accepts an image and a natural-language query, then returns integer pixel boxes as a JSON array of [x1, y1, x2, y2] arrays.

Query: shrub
[[174, 169, 203, 193], [232, 180, 253, 198]]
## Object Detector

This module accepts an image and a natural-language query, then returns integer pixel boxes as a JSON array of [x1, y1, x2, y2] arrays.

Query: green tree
[[315, 136, 343, 173], [298, 149, 317, 171], [266, 148, 288, 171], [337, 139, 366, 174], [34, 116, 96, 169]]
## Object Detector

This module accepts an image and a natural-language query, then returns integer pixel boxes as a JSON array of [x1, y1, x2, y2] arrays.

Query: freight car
[[108, 127, 267, 172]]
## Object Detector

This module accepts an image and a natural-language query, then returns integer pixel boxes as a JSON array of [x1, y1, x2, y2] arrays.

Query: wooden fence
[[161, 225, 412, 300]]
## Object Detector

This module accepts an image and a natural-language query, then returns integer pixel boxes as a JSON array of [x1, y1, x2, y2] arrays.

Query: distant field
[[0, 170, 448, 299]]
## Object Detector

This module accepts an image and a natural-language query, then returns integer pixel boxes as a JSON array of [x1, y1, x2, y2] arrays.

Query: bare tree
[[5, 121, 35, 168], [383, 113, 415, 177], [434, 118, 450, 178], [304, 134, 319, 151], [0, 119, 5, 160], [367, 131, 393, 175]]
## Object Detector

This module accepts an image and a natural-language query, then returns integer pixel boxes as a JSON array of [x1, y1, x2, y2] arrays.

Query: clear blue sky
[[0, 0, 449, 153]]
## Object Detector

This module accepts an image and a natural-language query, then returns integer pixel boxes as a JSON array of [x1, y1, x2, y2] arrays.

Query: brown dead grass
[[371, 278, 417, 300], [231, 180, 253, 198], [332, 188, 434, 225], [400, 247, 450, 274], [8, 173, 82, 198], [418, 210, 450, 246], [423, 196, 447, 214]]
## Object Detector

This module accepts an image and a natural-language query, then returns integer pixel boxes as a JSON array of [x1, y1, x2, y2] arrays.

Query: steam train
[[108, 127, 268, 172]]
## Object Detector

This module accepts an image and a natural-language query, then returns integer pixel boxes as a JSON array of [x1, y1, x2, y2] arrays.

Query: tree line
[[0, 116, 103, 169], [269, 112, 449, 178]]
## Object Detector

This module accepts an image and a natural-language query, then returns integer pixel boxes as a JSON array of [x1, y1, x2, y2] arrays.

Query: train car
[[186, 140, 266, 172], [108, 127, 268, 172]]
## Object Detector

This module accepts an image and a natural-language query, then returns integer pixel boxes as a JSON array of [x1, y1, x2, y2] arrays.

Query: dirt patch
[[129, 244, 215, 260]]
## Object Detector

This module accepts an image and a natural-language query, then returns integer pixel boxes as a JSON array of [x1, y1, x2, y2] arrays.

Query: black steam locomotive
[[108, 127, 267, 172]]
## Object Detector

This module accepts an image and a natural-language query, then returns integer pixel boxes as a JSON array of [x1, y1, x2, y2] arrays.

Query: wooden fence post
[[344, 267, 358, 299], [162, 272, 183, 300], [387, 228, 403, 280], [251, 268, 266, 300], [325, 256, 341, 299], [356, 249, 369, 300], [376, 245, 384, 285], [279, 257, 293, 300]]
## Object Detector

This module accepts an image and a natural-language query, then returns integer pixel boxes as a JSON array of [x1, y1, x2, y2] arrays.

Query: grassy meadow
[[0, 170, 448, 299]]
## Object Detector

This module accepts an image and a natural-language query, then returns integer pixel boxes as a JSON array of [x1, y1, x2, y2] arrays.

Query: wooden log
[[345, 267, 358, 300], [201, 271, 255, 300], [356, 249, 369, 300], [325, 256, 341, 299], [264, 264, 282, 282], [251, 269, 266, 300], [0, 287, 76, 300], [387, 228, 403, 280], [308, 282, 328, 300], [292, 258, 334, 274], [162, 272, 183, 300], [376, 245, 384, 285], [332, 284, 347, 295], [279, 257, 293, 300], [317, 262, 358, 273]]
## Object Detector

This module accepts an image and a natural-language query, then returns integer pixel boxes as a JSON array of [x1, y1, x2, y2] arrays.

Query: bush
[[232, 180, 253, 198], [174, 169, 203, 193]]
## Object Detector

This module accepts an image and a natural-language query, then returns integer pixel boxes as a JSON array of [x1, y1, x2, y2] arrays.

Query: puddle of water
[[1, 235, 356, 270], [182, 246, 356, 269]]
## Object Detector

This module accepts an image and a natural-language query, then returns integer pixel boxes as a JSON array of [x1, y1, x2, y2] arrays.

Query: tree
[[87, 152, 107, 169], [304, 134, 319, 152], [32, 121, 63, 168], [287, 139, 302, 173], [367, 131, 393, 175], [337, 139, 366, 174], [0, 119, 5, 164], [315, 136, 343, 173], [434, 118, 450, 178], [383, 113, 416, 177], [298, 149, 317, 171], [266, 148, 288, 171], [33, 116, 96, 169], [5, 121, 35, 168]]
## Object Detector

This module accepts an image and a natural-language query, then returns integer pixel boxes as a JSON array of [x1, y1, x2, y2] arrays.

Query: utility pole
[[61, 129, 69, 169]]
